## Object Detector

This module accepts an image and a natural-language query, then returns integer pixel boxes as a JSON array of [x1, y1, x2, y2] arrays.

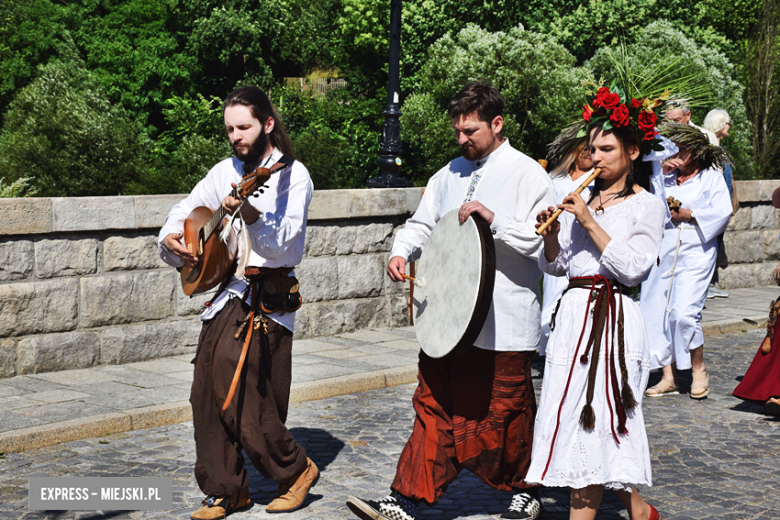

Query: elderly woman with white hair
[[703, 109, 731, 144], [703, 108, 735, 299]]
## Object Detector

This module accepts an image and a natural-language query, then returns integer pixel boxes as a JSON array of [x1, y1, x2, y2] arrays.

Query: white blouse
[[540, 190, 667, 287]]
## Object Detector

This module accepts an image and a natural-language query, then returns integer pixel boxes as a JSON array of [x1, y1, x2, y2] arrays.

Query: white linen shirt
[[158, 148, 314, 332], [391, 139, 556, 352]]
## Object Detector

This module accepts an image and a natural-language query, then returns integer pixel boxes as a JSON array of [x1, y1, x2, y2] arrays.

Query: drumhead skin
[[413, 209, 496, 358]]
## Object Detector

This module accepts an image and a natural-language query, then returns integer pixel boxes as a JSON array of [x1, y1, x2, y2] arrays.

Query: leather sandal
[[766, 397, 780, 416], [690, 369, 709, 399], [645, 379, 679, 398], [191, 486, 251, 520]]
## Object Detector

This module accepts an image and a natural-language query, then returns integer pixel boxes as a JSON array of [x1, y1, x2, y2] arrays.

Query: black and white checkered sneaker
[[346, 495, 415, 520], [500, 491, 543, 520]]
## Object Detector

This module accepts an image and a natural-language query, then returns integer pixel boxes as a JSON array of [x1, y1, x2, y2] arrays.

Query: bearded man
[[158, 87, 317, 519], [346, 81, 555, 520]]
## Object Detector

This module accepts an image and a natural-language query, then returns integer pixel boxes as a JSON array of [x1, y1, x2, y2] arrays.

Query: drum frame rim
[[442, 213, 496, 359]]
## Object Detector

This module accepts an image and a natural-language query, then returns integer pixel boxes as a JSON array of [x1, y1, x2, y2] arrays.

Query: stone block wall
[[0, 189, 421, 379], [2, 179, 777, 379], [717, 180, 780, 289]]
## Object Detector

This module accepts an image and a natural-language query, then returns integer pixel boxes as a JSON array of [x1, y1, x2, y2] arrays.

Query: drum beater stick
[[534, 167, 601, 236], [401, 274, 427, 287]]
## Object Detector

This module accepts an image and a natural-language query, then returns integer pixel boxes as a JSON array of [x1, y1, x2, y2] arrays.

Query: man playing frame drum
[[346, 81, 555, 520]]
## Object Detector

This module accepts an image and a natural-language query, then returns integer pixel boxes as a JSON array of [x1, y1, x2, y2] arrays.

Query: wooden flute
[[534, 167, 602, 236]]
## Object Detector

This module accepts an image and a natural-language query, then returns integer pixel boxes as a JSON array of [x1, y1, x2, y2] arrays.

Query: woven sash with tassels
[[542, 275, 638, 480]]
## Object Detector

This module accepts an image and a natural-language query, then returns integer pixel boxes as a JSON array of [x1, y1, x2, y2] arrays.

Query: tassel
[[579, 403, 595, 430], [621, 384, 638, 410], [220, 201, 244, 244], [219, 216, 235, 243], [617, 423, 628, 435]]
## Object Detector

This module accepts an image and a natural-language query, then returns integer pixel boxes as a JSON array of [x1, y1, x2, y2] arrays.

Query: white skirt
[[526, 287, 652, 492]]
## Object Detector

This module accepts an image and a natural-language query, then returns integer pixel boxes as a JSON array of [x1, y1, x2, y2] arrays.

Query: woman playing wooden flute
[[526, 83, 668, 520]]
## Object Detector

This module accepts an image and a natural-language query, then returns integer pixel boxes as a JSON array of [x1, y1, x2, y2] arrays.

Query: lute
[[180, 156, 293, 296]]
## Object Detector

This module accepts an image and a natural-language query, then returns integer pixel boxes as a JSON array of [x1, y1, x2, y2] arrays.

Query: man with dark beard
[[158, 87, 317, 519], [346, 82, 555, 520]]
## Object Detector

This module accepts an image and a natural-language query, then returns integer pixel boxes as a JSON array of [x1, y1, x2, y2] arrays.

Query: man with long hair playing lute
[[158, 87, 317, 519]]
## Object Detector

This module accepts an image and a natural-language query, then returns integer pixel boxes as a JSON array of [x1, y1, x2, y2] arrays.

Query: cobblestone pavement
[[1, 329, 778, 520]]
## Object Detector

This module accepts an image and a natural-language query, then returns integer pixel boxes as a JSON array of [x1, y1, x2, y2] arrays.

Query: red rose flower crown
[[577, 80, 667, 156]]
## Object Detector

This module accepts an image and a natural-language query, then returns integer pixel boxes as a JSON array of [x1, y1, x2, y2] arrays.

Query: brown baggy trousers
[[191, 297, 307, 497], [391, 348, 538, 505]]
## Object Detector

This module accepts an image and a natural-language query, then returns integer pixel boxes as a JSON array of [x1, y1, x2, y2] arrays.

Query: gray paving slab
[[0, 411, 47, 432], [0, 382, 30, 402], [348, 343, 402, 355], [313, 348, 361, 359], [292, 339, 357, 353], [1, 329, 778, 519], [292, 363, 364, 381], [99, 367, 189, 389], [28, 368, 118, 386], [163, 371, 194, 383], [335, 330, 405, 344], [291, 353, 334, 365], [373, 339, 423, 351], [129, 358, 196, 375], [67, 380, 147, 396], [26, 389, 91, 404], [356, 352, 420, 367], [3, 376, 69, 393], [12, 400, 114, 424]]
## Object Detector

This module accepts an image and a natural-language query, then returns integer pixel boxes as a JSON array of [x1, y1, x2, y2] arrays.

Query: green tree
[[0, 0, 66, 116], [67, 0, 196, 133], [400, 24, 590, 184], [330, 0, 389, 93], [0, 53, 152, 197], [181, 0, 288, 94], [277, 0, 341, 75], [743, 0, 780, 179]]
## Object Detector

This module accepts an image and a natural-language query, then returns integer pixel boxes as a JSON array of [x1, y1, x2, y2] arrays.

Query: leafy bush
[[588, 21, 754, 178], [129, 94, 232, 194], [400, 24, 590, 184], [0, 54, 152, 197], [0, 177, 35, 197], [273, 86, 383, 189]]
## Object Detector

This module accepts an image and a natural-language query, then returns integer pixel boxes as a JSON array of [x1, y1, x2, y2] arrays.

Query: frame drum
[[413, 209, 496, 358]]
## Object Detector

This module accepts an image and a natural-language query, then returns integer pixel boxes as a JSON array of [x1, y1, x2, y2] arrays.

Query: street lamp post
[[366, 0, 412, 188]]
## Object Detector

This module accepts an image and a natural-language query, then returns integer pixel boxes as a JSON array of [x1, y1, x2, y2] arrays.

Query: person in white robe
[[529, 83, 667, 520], [641, 123, 732, 399], [541, 140, 594, 355]]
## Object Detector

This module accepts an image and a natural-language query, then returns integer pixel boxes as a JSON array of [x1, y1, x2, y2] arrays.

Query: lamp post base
[[367, 155, 412, 188]]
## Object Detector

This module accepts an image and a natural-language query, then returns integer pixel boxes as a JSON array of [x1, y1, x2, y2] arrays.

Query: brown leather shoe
[[191, 486, 251, 520], [266, 458, 319, 513]]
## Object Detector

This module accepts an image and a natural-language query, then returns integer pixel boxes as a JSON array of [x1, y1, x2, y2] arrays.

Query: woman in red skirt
[[733, 299, 780, 416], [733, 184, 780, 416]]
